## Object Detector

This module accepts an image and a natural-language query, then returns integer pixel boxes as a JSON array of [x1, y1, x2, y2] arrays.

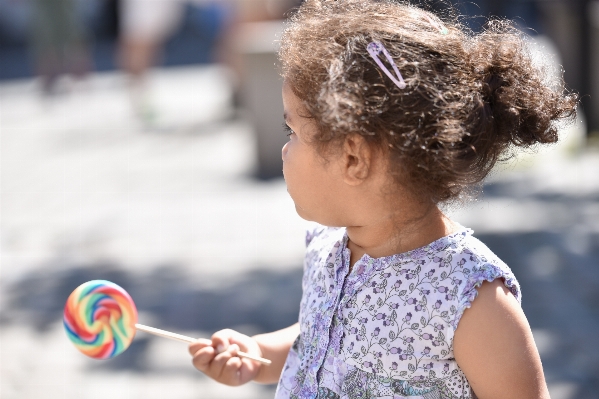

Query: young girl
[[188, 1, 577, 397]]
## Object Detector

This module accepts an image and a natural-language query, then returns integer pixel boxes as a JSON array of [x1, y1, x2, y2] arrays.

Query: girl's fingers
[[209, 344, 237, 377], [188, 338, 212, 355], [191, 345, 217, 373], [189, 330, 261, 386], [211, 329, 235, 353], [223, 344, 263, 386], [200, 345, 242, 385]]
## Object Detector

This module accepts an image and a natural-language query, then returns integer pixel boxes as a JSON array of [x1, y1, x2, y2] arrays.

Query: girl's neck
[[346, 205, 458, 267]]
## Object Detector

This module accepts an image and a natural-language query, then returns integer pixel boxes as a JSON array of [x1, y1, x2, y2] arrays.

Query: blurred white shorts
[[119, 0, 186, 41]]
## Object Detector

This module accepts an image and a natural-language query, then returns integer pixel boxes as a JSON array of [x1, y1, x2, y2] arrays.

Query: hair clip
[[367, 41, 406, 89], [423, 14, 449, 35]]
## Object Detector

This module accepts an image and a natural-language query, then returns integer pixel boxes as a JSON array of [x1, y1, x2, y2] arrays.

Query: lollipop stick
[[134, 324, 271, 365], [135, 324, 195, 343]]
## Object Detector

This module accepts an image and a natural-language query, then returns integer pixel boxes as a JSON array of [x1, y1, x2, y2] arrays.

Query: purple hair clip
[[367, 41, 407, 89]]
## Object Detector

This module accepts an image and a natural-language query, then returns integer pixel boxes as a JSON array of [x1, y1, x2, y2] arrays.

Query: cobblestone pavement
[[1, 66, 598, 399]]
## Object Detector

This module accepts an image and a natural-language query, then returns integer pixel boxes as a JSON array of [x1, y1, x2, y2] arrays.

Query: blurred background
[[0, 0, 598, 398]]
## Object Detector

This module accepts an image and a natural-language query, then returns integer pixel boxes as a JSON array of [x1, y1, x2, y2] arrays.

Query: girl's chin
[[294, 203, 322, 223], [294, 205, 346, 227], [294, 204, 312, 221]]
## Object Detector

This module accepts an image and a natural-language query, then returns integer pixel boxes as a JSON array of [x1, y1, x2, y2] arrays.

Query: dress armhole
[[452, 263, 521, 331]]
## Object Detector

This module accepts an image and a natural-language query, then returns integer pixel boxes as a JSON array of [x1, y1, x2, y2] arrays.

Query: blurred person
[[117, 0, 186, 121], [30, 0, 92, 94], [213, 0, 301, 108], [117, 0, 298, 123], [187, 1, 578, 398]]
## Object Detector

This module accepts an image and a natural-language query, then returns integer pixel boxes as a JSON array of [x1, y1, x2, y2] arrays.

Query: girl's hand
[[188, 329, 263, 386]]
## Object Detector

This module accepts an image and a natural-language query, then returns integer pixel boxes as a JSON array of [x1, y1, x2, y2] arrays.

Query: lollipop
[[64, 280, 138, 359], [64, 280, 270, 364]]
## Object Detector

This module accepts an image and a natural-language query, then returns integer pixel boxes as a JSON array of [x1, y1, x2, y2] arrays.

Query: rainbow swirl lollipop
[[64, 280, 272, 364], [64, 280, 138, 359]]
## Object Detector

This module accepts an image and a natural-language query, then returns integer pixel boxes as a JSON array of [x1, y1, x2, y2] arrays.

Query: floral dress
[[275, 224, 521, 399]]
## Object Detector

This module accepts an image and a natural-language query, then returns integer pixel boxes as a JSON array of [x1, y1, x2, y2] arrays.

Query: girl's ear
[[342, 134, 372, 185]]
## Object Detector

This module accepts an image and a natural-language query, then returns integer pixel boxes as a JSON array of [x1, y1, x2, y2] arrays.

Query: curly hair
[[279, 0, 578, 203]]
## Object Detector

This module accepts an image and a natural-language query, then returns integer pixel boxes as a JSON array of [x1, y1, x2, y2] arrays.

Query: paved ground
[[1, 66, 598, 399]]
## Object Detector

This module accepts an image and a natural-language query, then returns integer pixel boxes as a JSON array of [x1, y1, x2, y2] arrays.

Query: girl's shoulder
[[372, 227, 522, 331], [449, 229, 521, 301], [450, 230, 521, 328]]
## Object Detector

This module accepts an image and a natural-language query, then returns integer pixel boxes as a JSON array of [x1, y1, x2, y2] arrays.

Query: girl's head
[[280, 0, 578, 205]]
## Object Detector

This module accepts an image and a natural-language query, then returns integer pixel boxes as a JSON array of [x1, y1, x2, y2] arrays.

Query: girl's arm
[[188, 323, 299, 386], [453, 279, 550, 399], [252, 323, 300, 383]]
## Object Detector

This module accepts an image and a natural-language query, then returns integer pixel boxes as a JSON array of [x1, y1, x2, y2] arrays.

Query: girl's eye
[[283, 123, 294, 137]]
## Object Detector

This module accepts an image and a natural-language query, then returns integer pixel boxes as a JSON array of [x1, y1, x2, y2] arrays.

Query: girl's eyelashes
[[283, 123, 294, 137]]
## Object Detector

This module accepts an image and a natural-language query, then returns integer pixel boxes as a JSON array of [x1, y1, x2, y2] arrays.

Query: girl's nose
[[282, 142, 289, 160]]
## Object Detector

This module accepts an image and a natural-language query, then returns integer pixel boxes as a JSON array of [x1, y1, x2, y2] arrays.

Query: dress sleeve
[[452, 262, 521, 330]]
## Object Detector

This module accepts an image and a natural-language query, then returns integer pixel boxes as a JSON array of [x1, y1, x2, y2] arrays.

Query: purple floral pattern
[[275, 225, 520, 399]]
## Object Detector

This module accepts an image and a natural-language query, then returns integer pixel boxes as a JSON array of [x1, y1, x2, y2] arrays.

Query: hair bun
[[469, 22, 577, 151], [482, 73, 503, 102], [480, 73, 506, 124]]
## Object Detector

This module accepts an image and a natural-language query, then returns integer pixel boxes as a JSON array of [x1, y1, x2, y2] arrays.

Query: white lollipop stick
[[135, 324, 271, 365]]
